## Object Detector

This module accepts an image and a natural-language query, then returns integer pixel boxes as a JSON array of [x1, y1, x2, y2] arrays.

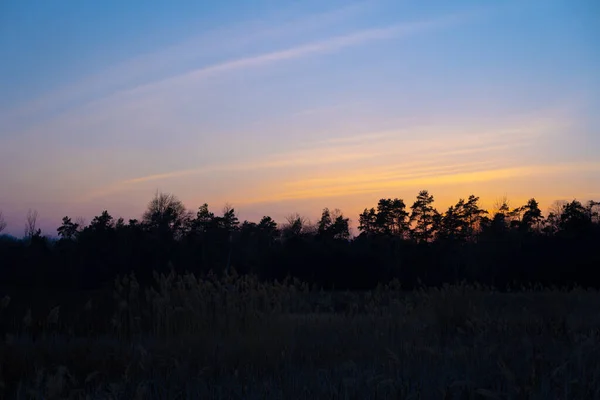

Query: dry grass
[[1, 272, 600, 399]]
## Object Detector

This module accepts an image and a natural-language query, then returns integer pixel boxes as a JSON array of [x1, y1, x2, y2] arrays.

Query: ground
[[1, 274, 599, 399]]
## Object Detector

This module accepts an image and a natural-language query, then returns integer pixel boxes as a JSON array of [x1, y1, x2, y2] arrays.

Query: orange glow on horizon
[[232, 162, 600, 207]]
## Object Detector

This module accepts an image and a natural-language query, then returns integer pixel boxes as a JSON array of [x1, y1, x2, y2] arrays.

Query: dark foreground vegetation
[[1, 274, 600, 399], [1, 191, 600, 398], [1, 190, 599, 290]]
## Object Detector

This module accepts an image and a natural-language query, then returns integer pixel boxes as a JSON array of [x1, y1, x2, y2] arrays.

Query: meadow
[[1, 271, 599, 399]]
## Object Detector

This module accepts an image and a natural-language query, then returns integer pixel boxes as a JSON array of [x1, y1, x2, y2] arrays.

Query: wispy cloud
[[103, 12, 473, 101], [2, 7, 481, 147], [236, 162, 600, 205], [291, 101, 369, 117], [78, 113, 565, 202], [0, 2, 372, 129]]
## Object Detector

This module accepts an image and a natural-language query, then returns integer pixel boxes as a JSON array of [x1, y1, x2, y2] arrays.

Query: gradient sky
[[1, 0, 599, 236]]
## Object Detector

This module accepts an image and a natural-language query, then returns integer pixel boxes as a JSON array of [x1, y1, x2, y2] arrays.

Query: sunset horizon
[[2, 2, 600, 396], [1, 0, 598, 237]]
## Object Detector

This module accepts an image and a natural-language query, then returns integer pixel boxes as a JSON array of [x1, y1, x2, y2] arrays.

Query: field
[[1, 272, 600, 399]]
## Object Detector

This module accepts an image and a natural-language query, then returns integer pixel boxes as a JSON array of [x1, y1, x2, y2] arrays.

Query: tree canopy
[[0, 190, 598, 291]]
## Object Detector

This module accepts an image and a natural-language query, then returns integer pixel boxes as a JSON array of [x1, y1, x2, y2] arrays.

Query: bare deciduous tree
[[282, 213, 310, 238], [74, 216, 87, 232], [0, 210, 7, 234], [143, 190, 191, 237], [589, 200, 600, 224], [544, 200, 568, 234], [24, 209, 39, 238], [492, 195, 511, 216], [221, 203, 240, 231], [548, 200, 568, 217]]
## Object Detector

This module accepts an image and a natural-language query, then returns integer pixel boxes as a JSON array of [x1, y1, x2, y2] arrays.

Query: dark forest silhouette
[[1, 190, 599, 291]]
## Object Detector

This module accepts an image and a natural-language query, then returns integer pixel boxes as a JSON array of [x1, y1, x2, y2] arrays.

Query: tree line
[[0, 190, 599, 291]]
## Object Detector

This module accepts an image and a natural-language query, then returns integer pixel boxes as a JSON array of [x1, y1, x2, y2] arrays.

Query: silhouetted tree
[[317, 208, 350, 240], [218, 204, 239, 274], [543, 200, 567, 235], [358, 198, 409, 237], [439, 195, 487, 242], [358, 207, 378, 236], [24, 209, 41, 239], [143, 191, 190, 239], [376, 198, 410, 237], [438, 204, 462, 241], [74, 216, 87, 230], [588, 200, 600, 224], [559, 200, 592, 234], [549, 200, 568, 215], [318, 208, 333, 234], [2, 189, 600, 292], [410, 190, 439, 242], [221, 204, 240, 232], [462, 195, 488, 239], [258, 216, 278, 239], [187, 203, 216, 270], [520, 198, 544, 232], [0, 210, 6, 234], [89, 210, 114, 232], [193, 203, 215, 233], [57, 216, 79, 240], [487, 197, 511, 234], [331, 210, 351, 240], [282, 213, 311, 240]]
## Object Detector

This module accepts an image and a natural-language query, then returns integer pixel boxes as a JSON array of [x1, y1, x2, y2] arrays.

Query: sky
[[1, 0, 599, 237]]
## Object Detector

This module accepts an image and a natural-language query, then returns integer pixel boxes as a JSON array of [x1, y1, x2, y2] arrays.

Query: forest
[[1, 190, 599, 291], [2, 190, 600, 398]]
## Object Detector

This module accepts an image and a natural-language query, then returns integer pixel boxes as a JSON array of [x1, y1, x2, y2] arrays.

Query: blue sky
[[0, 0, 599, 236]]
